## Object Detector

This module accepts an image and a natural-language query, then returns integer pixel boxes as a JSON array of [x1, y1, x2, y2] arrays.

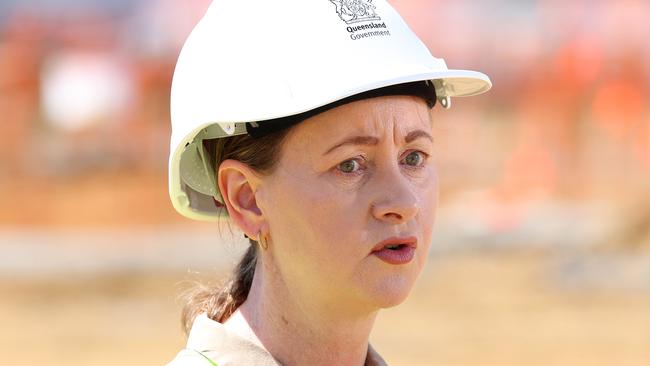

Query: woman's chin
[[364, 275, 416, 309], [375, 294, 410, 309]]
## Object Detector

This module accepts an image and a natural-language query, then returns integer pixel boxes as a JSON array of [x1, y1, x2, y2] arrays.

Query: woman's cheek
[[419, 169, 439, 259], [278, 184, 362, 285], [298, 179, 367, 258], [273, 169, 354, 239]]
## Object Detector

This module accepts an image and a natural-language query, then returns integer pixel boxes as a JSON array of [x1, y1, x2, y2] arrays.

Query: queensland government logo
[[329, 0, 391, 40]]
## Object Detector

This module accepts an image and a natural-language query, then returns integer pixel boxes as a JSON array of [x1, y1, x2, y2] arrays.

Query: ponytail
[[181, 240, 258, 334]]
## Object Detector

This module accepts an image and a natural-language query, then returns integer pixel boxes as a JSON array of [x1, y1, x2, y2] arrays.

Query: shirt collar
[[186, 313, 388, 366]]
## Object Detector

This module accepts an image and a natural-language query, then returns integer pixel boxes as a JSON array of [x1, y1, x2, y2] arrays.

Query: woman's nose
[[370, 170, 418, 224]]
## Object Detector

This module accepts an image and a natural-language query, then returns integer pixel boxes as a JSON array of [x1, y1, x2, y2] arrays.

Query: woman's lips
[[370, 236, 417, 265]]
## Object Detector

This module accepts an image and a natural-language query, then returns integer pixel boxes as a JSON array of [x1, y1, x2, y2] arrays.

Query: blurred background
[[1, 0, 649, 365]]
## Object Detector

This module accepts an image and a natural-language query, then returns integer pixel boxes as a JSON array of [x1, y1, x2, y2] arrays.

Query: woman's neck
[[224, 260, 379, 366]]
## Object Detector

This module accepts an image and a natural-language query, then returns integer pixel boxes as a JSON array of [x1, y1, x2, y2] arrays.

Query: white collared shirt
[[167, 313, 388, 366]]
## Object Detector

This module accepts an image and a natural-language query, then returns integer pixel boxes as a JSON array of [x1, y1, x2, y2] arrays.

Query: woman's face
[[256, 95, 438, 312]]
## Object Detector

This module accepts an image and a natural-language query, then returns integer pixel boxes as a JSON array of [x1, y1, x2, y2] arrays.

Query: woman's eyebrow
[[323, 129, 432, 156], [323, 136, 379, 155], [404, 129, 433, 143]]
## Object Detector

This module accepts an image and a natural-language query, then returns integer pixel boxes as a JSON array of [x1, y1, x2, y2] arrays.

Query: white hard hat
[[169, 0, 492, 221]]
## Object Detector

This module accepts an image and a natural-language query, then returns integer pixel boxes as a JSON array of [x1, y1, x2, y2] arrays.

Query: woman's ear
[[217, 159, 265, 238]]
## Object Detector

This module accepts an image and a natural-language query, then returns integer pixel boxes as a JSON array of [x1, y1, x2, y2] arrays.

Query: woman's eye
[[337, 159, 362, 173], [403, 151, 427, 167]]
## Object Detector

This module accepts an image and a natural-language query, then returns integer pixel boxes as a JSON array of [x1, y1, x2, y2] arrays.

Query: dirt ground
[[1, 251, 649, 366]]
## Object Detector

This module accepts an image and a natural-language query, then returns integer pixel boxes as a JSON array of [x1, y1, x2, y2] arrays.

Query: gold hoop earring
[[257, 230, 269, 250]]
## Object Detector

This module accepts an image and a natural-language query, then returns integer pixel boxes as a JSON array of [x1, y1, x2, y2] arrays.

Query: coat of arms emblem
[[330, 0, 381, 24]]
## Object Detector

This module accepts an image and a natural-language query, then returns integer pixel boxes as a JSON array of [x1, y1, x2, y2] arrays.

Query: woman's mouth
[[370, 237, 417, 265]]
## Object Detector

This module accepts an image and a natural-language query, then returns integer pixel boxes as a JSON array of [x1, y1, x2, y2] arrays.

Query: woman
[[167, 0, 491, 365]]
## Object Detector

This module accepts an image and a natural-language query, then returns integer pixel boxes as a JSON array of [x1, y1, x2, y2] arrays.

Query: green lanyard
[[194, 350, 219, 366]]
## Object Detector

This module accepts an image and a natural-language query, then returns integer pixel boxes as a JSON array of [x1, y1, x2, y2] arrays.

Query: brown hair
[[180, 127, 293, 335]]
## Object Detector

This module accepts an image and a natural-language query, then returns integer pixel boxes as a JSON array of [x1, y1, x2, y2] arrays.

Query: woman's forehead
[[289, 96, 432, 144]]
